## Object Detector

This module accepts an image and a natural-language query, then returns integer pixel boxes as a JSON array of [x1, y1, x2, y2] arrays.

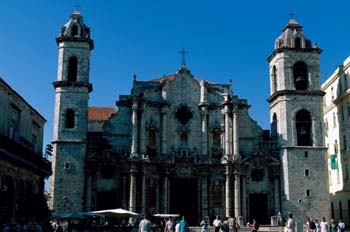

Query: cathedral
[[49, 11, 330, 225]]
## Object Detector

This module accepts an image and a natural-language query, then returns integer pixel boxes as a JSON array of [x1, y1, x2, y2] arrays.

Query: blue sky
[[0, 0, 349, 150]]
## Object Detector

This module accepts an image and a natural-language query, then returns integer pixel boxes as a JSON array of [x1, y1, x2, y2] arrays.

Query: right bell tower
[[267, 18, 329, 221]]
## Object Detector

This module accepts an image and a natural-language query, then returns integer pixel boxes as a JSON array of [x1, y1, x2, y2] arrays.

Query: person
[[213, 215, 222, 232], [319, 217, 329, 232], [315, 219, 320, 232], [200, 217, 208, 232], [306, 218, 311, 232], [233, 218, 240, 232], [330, 219, 337, 232], [338, 219, 345, 232], [179, 216, 188, 232], [165, 217, 175, 232], [222, 217, 229, 232], [309, 218, 317, 232], [286, 213, 295, 232], [247, 218, 259, 232], [175, 220, 180, 232], [139, 215, 152, 232], [228, 217, 235, 232]]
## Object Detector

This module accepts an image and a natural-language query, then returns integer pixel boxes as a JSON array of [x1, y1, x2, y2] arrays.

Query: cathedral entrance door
[[170, 178, 198, 226], [249, 193, 268, 224]]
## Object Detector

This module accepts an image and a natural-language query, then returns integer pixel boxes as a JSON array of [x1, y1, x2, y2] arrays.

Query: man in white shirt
[[213, 215, 222, 232], [287, 213, 295, 232], [319, 217, 329, 232], [338, 219, 345, 232], [139, 215, 152, 232]]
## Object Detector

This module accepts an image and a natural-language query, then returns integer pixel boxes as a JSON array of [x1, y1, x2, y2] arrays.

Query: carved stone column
[[233, 108, 240, 160], [234, 172, 241, 218], [121, 175, 128, 209], [161, 108, 168, 156], [225, 105, 231, 156], [140, 109, 146, 156], [162, 172, 169, 213], [201, 172, 209, 217], [141, 166, 146, 214], [225, 165, 233, 217], [129, 164, 137, 223], [241, 175, 247, 219], [131, 102, 138, 157], [201, 108, 208, 157]]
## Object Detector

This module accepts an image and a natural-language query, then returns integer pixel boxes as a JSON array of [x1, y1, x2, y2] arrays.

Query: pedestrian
[[234, 218, 240, 232], [222, 217, 229, 232], [247, 218, 259, 232], [228, 217, 235, 232], [286, 213, 295, 232], [306, 217, 311, 232], [139, 215, 152, 232], [213, 216, 222, 232], [330, 219, 337, 232], [338, 219, 345, 232], [200, 217, 208, 232], [319, 217, 329, 232], [309, 218, 317, 232], [165, 217, 175, 232], [179, 216, 188, 232]]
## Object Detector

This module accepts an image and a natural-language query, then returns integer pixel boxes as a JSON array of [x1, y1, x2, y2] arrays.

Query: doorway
[[249, 193, 269, 224], [170, 178, 198, 225]]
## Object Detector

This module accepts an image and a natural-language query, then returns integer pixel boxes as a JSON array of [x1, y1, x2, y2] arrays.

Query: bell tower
[[267, 19, 329, 221], [50, 11, 93, 213]]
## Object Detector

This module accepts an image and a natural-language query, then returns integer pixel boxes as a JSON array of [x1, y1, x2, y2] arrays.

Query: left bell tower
[[50, 11, 93, 213]]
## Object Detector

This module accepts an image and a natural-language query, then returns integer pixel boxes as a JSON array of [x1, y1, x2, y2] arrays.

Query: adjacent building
[[322, 56, 350, 224], [0, 78, 51, 224], [49, 12, 330, 225]]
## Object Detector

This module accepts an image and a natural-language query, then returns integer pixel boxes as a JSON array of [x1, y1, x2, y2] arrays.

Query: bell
[[299, 127, 306, 135], [295, 75, 305, 83]]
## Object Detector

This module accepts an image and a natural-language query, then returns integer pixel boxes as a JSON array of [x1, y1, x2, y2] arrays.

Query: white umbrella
[[91, 208, 140, 218]]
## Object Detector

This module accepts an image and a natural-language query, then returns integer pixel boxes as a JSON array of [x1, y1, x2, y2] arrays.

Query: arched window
[[180, 132, 188, 142], [71, 25, 78, 37], [65, 109, 75, 128], [296, 109, 312, 146], [272, 66, 277, 92], [67, 57, 78, 82], [213, 131, 221, 146], [295, 37, 301, 48], [147, 130, 157, 158], [271, 113, 278, 138], [293, 62, 308, 90]]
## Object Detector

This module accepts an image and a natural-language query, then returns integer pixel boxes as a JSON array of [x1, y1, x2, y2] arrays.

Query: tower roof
[[56, 11, 94, 49], [274, 18, 312, 49]]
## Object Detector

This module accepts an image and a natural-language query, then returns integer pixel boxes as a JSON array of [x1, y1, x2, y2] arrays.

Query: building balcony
[[0, 132, 51, 177]]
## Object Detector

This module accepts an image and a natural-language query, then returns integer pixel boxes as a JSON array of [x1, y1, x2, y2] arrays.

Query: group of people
[[211, 215, 241, 232], [283, 213, 346, 232], [138, 215, 244, 232], [306, 217, 345, 232], [138, 215, 188, 232]]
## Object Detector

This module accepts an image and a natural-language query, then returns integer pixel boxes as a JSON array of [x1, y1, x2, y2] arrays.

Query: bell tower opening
[[296, 109, 312, 146], [293, 62, 308, 90]]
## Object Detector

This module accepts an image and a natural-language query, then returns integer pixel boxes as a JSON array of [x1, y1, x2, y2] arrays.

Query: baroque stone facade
[[50, 13, 330, 225]]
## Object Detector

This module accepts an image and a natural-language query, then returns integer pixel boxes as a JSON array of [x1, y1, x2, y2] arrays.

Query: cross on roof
[[179, 48, 188, 66], [74, 0, 80, 11], [288, 12, 296, 19]]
